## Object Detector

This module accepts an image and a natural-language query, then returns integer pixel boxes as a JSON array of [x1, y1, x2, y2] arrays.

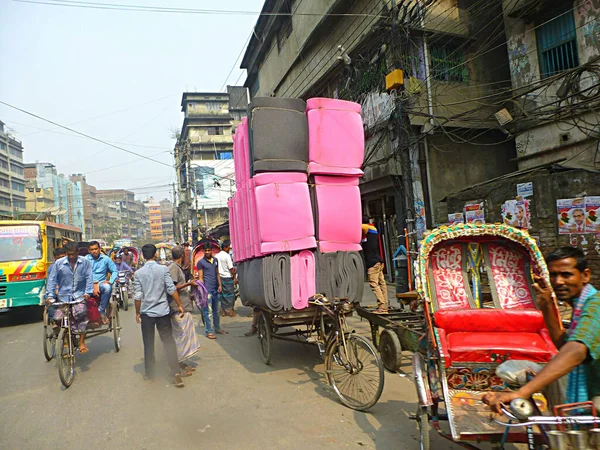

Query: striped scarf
[[565, 283, 596, 403]]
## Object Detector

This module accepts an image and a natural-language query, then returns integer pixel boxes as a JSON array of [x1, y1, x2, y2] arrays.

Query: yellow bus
[[0, 220, 83, 310]]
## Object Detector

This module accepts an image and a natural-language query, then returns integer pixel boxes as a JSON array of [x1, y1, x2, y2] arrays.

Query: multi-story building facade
[[175, 86, 248, 241], [25, 186, 55, 213], [0, 120, 26, 212], [240, 0, 518, 276], [96, 189, 148, 240], [146, 198, 163, 241], [159, 198, 174, 242], [502, 0, 600, 170], [70, 174, 99, 240], [24, 162, 84, 230]]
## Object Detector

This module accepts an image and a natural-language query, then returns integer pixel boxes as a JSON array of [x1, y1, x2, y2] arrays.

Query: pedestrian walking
[[134, 243, 186, 387], [168, 245, 200, 376], [361, 216, 388, 313], [196, 243, 226, 339], [215, 240, 236, 317]]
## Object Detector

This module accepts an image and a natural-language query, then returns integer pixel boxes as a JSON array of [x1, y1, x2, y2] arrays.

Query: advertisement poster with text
[[502, 199, 531, 229], [586, 196, 600, 233], [557, 198, 586, 234], [448, 213, 465, 225]]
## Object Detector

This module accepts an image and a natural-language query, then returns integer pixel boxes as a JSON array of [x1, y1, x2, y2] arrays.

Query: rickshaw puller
[[484, 247, 600, 413]]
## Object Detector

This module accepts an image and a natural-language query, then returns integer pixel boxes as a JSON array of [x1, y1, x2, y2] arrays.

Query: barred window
[[429, 43, 468, 83], [536, 10, 579, 78]]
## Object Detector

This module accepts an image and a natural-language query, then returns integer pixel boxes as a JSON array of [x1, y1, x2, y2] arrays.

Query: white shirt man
[[215, 241, 236, 317]]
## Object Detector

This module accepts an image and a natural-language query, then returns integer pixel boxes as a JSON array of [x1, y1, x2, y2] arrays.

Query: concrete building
[[70, 174, 99, 240], [502, 0, 600, 170], [24, 162, 84, 230], [0, 120, 26, 212], [25, 186, 55, 213], [159, 198, 174, 242], [146, 198, 163, 241], [240, 0, 518, 277], [175, 86, 248, 242], [96, 189, 148, 241]]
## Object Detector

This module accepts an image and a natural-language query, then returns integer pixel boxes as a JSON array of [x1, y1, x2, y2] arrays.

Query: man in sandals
[[134, 244, 186, 387], [361, 216, 388, 314], [46, 241, 94, 354], [168, 245, 200, 376], [196, 243, 226, 339]]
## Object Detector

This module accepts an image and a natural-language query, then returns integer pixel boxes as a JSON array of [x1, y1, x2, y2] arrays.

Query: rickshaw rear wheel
[[416, 406, 430, 450], [379, 329, 403, 372], [56, 328, 75, 388], [257, 311, 272, 365]]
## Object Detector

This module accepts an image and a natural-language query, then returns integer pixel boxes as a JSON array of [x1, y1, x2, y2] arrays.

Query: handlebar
[[494, 399, 600, 428]]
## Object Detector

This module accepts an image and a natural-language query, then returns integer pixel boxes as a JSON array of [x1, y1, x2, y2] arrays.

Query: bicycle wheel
[[55, 328, 75, 388], [112, 302, 121, 352], [325, 333, 384, 411], [42, 308, 56, 361], [416, 406, 430, 450], [257, 311, 272, 365], [121, 287, 128, 311]]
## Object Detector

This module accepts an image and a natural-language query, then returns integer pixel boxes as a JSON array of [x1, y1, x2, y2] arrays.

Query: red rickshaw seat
[[433, 309, 557, 367]]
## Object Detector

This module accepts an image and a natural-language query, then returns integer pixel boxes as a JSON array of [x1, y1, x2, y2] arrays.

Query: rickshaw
[[43, 295, 121, 388], [412, 223, 564, 449]]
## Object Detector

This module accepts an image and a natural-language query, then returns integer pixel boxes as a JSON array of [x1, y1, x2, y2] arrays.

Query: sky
[[0, 0, 264, 202]]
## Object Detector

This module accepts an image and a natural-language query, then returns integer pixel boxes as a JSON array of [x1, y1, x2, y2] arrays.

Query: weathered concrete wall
[[446, 167, 600, 283], [428, 130, 517, 224], [253, 0, 388, 98], [503, 0, 600, 169]]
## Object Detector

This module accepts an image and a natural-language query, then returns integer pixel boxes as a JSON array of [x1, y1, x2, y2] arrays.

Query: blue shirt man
[[134, 243, 185, 386], [196, 244, 223, 338], [46, 242, 94, 353], [86, 241, 118, 320]]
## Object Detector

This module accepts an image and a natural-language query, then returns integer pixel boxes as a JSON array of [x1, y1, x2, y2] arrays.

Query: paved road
[[0, 286, 462, 450]]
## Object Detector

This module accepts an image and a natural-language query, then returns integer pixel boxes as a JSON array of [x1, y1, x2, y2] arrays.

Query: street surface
[[0, 285, 465, 450]]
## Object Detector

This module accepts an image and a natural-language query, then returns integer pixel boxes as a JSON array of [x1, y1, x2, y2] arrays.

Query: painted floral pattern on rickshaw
[[431, 244, 470, 309], [447, 367, 511, 391], [488, 244, 535, 309]]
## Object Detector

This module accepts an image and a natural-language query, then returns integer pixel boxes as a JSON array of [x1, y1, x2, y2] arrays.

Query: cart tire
[[257, 311, 272, 365], [379, 329, 403, 372], [56, 328, 75, 388], [325, 334, 384, 411], [112, 302, 121, 352], [43, 308, 56, 361], [416, 406, 430, 450], [121, 287, 128, 311]]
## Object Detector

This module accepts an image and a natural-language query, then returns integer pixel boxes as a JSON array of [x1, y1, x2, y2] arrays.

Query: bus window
[[0, 224, 42, 262]]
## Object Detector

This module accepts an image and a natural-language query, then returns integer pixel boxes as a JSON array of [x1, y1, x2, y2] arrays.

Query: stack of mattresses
[[230, 97, 365, 311]]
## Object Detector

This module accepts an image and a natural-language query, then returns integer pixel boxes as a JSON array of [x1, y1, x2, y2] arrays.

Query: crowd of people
[[45, 239, 239, 387], [44, 235, 598, 406]]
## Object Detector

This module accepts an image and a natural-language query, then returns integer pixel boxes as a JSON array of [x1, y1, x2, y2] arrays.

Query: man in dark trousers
[[134, 243, 186, 387], [361, 216, 388, 313], [197, 243, 224, 339]]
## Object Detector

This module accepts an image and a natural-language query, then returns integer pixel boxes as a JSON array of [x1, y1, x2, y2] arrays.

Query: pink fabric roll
[[253, 171, 307, 186], [253, 174, 315, 252], [290, 250, 316, 310], [318, 241, 362, 253], [313, 175, 361, 252], [306, 98, 364, 176], [246, 183, 261, 258], [228, 197, 239, 262]]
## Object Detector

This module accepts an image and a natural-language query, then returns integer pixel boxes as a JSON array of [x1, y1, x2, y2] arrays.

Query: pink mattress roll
[[233, 124, 245, 189], [238, 117, 251, 189], [228, 197, 238, 262], [237, 190, 249, 261], [313, 175, 362, 245], [306, 98, 365, 176], [318, 241, 362, 253], [260, 236, 317, 255], [253, 175, 315, 245], [291, 250, 316, 310], [253, 171, 307, 186], [306, 98, 362, 113], [246, 184, 261, 258]]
